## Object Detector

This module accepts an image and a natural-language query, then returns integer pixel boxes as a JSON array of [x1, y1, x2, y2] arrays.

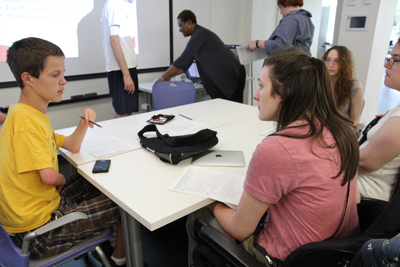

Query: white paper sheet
[[236, 45, 268, 65], [157, 117, 203, 134], [81, 135, 135, 158], [169, 166, 245, 206]]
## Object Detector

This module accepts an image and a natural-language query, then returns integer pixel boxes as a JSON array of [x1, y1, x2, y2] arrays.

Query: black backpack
[[138, 124, 219, 165]]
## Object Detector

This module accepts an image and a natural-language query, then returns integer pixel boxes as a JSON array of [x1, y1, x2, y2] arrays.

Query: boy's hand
[[123, 74, 135, 94], [0, 112, 6, 125], [56, 173, 66, 193], [81, 109, 97, 128], [39, 168, 66, 192]]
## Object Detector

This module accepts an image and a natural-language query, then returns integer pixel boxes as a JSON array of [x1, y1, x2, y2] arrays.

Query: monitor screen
[[350, 16, 367, 28], [347, 14, 369, 31], [187, 62, 200, 78], [186, 62, 201, 83]]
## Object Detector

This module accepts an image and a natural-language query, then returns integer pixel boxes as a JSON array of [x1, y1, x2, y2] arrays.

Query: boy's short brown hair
[[6, 37, 64, 89]]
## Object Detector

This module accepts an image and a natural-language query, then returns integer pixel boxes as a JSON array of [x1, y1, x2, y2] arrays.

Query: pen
[[79, 115, 103, 128], [179, 114, 192, 120]]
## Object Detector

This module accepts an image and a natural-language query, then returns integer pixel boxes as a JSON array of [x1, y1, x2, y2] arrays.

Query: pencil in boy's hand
[[78, 115, 103, 128]]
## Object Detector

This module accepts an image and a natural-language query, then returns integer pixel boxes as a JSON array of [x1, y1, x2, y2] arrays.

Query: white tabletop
[[77, 117, 274, 231], [56, 99, 259, 167]]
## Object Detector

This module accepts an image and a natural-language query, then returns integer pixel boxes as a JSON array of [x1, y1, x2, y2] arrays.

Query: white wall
[[172, 0, 252, 61], [1, 0, 254, 130], [333, 0, 397, 123], [303, 0, 323, 57]]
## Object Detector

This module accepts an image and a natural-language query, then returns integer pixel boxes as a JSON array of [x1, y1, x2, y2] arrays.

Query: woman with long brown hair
[[186, 48, 360, 266], [322, 46, 364, 127]]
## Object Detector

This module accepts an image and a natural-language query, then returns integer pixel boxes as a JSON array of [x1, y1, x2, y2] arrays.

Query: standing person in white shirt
[[101, 0, 139, 118]]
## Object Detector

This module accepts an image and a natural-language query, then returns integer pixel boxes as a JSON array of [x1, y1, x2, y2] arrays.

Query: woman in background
[[157, 10, 246, 103], [248, 0, 315, 56], [323, 46, 364, 127], [187, 49, 360, 266]]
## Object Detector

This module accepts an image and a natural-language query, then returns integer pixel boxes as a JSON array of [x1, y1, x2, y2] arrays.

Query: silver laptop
[[191, 150, 245, 167]]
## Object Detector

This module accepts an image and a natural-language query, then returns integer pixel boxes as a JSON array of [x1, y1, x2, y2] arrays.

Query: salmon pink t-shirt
[[244, 123, 360, 261]]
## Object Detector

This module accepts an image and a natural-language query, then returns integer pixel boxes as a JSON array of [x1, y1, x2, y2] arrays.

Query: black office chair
[[193, 191, 400, 267]]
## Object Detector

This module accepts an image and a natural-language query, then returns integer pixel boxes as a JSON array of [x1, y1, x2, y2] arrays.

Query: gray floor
[[58, 156, 188, 267]]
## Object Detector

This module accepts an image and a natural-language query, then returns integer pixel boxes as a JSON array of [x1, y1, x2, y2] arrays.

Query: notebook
[[191, 150, 245, 167]]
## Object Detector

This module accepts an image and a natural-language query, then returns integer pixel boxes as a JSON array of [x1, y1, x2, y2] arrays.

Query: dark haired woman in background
[[156, 10, 246, 103], [323, 45, 364, 127]]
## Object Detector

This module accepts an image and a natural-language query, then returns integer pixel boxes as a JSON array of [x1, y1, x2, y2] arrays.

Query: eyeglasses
[[385, 55, 400, 66], [324, 58, 339, 65]]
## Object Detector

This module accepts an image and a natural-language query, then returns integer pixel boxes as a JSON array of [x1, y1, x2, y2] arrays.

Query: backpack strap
[[325, 180, 351, 241], [358, 114, 384, 146], [254, 181, 351, 241]]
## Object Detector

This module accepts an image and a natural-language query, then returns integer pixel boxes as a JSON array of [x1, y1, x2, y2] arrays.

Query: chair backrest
[[390, 166, 400, 200], [152, 81, 196, 110], [0, 220, 113, 267], [0, 223, 30, 267], [284, 191, 400, 267]]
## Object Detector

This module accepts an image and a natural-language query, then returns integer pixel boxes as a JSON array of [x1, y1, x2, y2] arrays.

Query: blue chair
[[0, 212, 113, 267], [152, 81, 196, 110]]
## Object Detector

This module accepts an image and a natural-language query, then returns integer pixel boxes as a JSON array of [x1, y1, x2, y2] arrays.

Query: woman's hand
[[247, 40, 258, 51]]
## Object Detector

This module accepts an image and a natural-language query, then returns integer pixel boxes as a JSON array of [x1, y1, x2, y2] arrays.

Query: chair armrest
[[197, 225, 264, 267], [21, 212, 88, 255]]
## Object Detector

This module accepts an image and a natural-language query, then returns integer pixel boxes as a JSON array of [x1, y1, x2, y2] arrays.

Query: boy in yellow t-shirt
[[0, 37, 126, 265]]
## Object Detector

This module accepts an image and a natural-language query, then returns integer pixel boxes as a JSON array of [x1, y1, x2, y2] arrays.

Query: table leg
[[121, 210, 144, 267], [147, 93, 152, 111]]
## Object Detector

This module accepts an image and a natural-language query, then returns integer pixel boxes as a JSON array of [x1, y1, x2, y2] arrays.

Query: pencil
[[79, 115, 103, 128], [179, 114, 193, 120]]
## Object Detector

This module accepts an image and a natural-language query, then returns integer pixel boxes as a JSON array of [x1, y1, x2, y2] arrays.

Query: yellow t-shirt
[[0, 104, 66, 233]]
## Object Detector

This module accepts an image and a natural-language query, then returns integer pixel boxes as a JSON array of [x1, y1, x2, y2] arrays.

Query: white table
[[77, 117, 272, 231], [57, 100, 273, 267], [56, 99, 259, 168], [76, 117, 274, 266]]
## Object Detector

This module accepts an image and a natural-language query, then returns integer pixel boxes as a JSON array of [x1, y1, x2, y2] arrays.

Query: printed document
[[236, 45, 268, 65], [169, 166, 245, 206], [82, 135, 136, 158], [157, 117, 203, 134]]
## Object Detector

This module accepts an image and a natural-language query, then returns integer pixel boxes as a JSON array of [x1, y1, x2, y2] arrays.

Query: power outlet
[[348, 0, 356, 6]]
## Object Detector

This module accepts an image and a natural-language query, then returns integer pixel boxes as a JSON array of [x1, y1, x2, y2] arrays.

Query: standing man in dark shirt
[[156, 10, 246, 103]]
